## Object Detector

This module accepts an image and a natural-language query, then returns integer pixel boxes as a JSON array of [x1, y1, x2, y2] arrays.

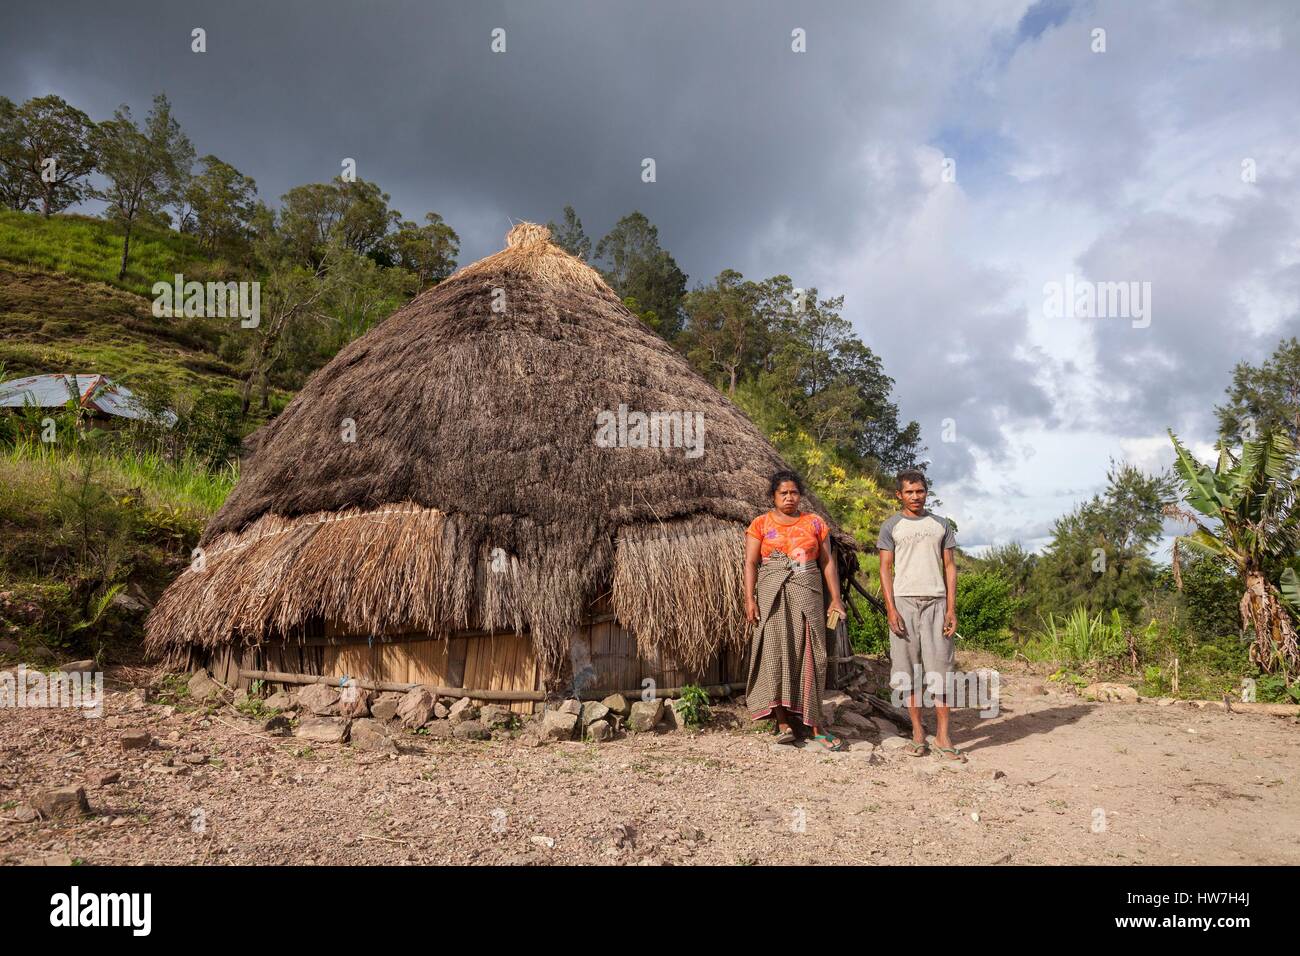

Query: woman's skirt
[[745, 551, 828, 726]]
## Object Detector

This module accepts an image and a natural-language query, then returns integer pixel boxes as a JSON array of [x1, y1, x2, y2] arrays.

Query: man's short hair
[[896, 468, 928, 490]]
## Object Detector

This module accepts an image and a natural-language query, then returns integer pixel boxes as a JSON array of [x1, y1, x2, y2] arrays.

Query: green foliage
[[675, 684, 712, 728], [955, 571, 1016, 652], [1216, 336, 1300, 443], [0, 95, 98, 216], [688, 271, 921, 479], [1024, 608, 1128, 669], [545, 205, 592, 260], [181, 155, 261, 260], [91, 94, 195, 279], [593, 211, 687, 338], [1169, 426, 1300, 678], [1255, 673, 1300, 704], [1027, 460, 1176, 622]]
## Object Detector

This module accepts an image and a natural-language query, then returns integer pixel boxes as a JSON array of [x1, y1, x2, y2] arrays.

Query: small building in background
[[0, 373, 177, 427]]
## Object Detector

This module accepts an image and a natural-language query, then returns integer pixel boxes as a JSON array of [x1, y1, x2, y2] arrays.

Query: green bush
[[955, 571, 1016, 651], [848, 593, 890, 655]]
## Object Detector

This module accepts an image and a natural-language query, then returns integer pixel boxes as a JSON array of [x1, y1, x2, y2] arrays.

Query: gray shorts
[[889, 595, 955, 699]]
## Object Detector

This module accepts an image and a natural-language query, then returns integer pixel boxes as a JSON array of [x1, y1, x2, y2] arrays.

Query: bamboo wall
[[210, 613, 746, 715]]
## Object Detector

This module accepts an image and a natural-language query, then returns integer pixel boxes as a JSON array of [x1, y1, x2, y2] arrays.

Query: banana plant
[[1167, 428, 1300, 680]]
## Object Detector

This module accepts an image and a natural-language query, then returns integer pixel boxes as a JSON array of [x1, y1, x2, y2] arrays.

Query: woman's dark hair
[[768, 470, 805, 497]]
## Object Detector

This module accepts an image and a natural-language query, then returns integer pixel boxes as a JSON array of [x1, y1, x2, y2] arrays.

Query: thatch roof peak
[[450, 220, 607, 296], [505, 221, 552, 247]]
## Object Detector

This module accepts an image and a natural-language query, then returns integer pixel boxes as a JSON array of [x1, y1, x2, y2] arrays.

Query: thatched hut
[[145, 223, 858, 711]]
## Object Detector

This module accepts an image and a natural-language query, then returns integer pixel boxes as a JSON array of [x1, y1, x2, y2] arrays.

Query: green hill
[[0, 212, 249, 667], [0, 210, 208, 297]]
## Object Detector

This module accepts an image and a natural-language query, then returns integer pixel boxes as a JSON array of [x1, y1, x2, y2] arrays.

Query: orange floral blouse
[[746, 511, 828, 565]]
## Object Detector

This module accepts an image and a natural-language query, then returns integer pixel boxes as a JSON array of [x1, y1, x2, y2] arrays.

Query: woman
[[744, 470, 848, 750]]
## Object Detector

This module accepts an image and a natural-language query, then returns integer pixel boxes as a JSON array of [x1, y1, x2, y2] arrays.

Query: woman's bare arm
[[744, 535, 761, 623]]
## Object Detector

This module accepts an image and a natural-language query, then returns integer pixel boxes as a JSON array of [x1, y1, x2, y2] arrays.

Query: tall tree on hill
[[762, 281, 921, 473], [181, 155, 261, 259], [92, 94, 194, 280], [594, 211, 687, 338], [279, 177, 399, 268], [391, 212, 460, 291], [0, 94, 97, 216], [546, 205, 592, 261], [1216, 336, 1300, 444], [0, 98, 35, 211], [680, 269, 767, 396]]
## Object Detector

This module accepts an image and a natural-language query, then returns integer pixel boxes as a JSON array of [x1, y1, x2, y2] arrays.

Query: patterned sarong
[[746, 550, 827, 727]]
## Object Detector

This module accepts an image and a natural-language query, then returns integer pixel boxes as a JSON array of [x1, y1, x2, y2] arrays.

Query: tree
[[546, 205, 591, 260], [594, 212, 688, 338], [1216, 337, 1300, 443], [391, 212, 459, 291], [92, 94, 194, 279], [1029, 461, 1178, 620], [0, 95, 97, 216], [759, 280, 921, 474], [1169, 428, 1300, 680], [680, 269, 767, 395], [0, 98, 36, 211], [182, 155, 260, 258], [279, 177, 399, 268]]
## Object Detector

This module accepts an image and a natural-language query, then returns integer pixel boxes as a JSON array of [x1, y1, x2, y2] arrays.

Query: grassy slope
[[0, 212, 245, 663], [0, 210, 208, 297], [0, 212, 247, 394]]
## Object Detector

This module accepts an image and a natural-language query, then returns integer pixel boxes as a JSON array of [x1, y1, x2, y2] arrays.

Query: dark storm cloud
[[0, 0, 1073, 488]]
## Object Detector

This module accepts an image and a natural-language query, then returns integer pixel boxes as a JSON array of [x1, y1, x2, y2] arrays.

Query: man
[[876, 469, 964, 761]]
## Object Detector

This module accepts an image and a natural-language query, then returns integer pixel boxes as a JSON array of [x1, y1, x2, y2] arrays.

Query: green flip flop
[[809, 732, 848, 752], [932, 744, 968, 763]]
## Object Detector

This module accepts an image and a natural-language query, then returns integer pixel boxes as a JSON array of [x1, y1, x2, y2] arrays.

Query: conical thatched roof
[[146, 223, 858, 673]]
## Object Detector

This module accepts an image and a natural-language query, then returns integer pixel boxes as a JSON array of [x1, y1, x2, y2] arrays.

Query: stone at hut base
[[187, 669, 221, 701], [540, 709, 579, 741], [350, 718, 397, 753], [452, 720, 491, 741], [396, 687, 437, 729], [295, 716, 349, 743], [370, 695, 401, 721], [338, 688, 372, 719], [264, 690, 295, 712], [601, 693, 632, 719], [627, 699, 664, 733], [448, 697, 479, 723], [261, 715, 292, 735], [580, 700, 610, 728], [586, 718, 613, 742], [296, 683, 341, 716]]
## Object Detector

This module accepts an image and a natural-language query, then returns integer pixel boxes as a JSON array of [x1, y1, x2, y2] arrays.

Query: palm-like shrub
[[1167, 428, 1300, 680]]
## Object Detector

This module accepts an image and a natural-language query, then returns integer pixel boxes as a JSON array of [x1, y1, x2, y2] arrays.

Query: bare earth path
[[3, 667, 1298, 866]]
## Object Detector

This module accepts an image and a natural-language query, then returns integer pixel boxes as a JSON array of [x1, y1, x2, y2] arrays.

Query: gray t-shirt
[[876, 511, 956, 598]]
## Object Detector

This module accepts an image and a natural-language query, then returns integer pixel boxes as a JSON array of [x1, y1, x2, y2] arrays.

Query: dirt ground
[[3, 657, 1298, 866]]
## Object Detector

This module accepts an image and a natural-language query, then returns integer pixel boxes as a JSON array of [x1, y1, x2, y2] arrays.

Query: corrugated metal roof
[[0, 374, 177, 426]]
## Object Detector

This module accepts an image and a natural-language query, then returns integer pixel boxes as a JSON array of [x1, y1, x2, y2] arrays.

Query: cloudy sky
[[3, 0, 1298, 550]]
